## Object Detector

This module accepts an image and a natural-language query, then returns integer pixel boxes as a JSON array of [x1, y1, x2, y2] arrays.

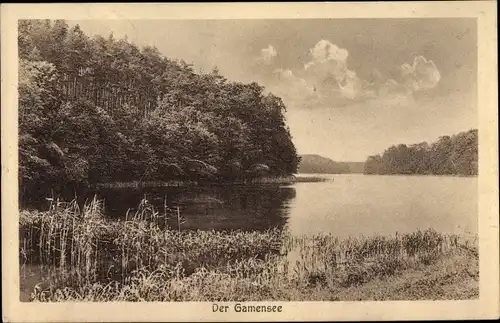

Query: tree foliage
[[18, 20, 300, 200], [298, 154, 351, 174], [364, 129, 478, 176]]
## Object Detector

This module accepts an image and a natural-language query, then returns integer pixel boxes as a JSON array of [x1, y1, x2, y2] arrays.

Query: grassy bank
[[20, 198, 478, 301]]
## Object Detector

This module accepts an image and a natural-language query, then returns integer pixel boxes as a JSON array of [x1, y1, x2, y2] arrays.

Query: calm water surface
[[289, 174, 477, 237], [70, 174, 477, 237], [20, 174, 477, 300]]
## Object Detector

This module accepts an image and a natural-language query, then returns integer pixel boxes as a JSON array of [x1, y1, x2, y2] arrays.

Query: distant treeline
[[364, 129, 478, 176], [345, 162, 365, 174], [298, 155, 351, 174], [18, 20, 300, 201]]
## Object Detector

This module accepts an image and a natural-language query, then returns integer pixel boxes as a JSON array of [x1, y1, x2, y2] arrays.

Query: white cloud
[[401, 56, 441, 92], [259, 45, 277, 64], [307, 39, 349, 65], [378, 79, 411, 97], [255, 41, 441, 110], [304, 41, 350, 81], [302, 40, 368, 101], [269, 68, 317, 108]]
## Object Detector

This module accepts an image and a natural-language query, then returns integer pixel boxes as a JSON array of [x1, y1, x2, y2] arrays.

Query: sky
[[70, 19, 477, 161]]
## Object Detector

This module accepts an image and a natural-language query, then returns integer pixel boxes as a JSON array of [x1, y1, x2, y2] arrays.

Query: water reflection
[[21, 174, 478, 236], [87, 184, 296, 232]]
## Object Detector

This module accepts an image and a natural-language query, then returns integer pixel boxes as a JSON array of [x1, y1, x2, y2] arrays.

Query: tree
[[364, 155, 382, 174], [19, 19, 302, 201]]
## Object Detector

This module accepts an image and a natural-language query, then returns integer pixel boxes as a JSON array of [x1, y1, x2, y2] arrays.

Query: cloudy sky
[[71, 19, 477, 161]]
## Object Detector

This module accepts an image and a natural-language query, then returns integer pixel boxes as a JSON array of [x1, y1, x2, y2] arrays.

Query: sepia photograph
[[2, 2, 498, 322]]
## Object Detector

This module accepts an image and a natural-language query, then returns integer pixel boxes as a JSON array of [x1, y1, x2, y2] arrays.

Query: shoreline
[[29, 174, 476, 193], [298, 172, 478, 178], [89, 175, 331, 189]]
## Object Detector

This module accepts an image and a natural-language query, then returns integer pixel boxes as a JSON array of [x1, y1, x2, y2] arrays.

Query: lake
[[289, 174, 477, 238], [19, 174, 478, 301], [43, 174, 477, 238]]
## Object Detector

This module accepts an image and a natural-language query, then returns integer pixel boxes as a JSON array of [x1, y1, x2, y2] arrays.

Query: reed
[[19, 197, 478, 302]]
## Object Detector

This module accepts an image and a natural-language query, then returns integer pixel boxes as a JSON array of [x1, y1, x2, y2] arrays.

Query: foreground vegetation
[[20, 198, 478, 302]]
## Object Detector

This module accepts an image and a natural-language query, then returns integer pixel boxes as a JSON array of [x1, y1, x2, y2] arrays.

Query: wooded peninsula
[[19, 20, 300, 201]]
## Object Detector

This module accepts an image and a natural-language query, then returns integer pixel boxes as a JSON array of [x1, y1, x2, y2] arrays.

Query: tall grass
[[19, 197, 478, 302]]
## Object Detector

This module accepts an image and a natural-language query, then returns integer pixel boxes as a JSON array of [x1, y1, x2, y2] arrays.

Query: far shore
[[82, 172, 477, 190], [90, 175, 331, 189], [298, 172, 478, 178]]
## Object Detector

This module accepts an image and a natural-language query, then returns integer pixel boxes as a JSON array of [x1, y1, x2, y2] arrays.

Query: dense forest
[[18, 20, 300, 201], [298, 155, 351, 174], [364, 129, 478, 176]]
